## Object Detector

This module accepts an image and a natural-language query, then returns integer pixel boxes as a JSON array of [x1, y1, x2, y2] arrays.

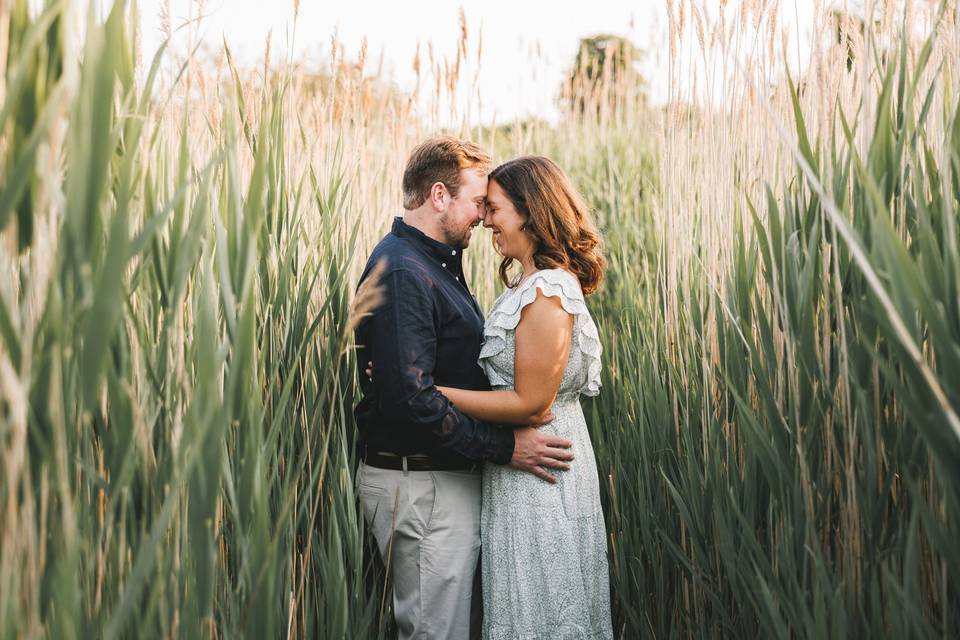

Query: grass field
[[1, 0, 959, 637]]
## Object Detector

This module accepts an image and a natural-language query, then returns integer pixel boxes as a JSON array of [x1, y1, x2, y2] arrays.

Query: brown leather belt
[[363, 450, 479, 472]]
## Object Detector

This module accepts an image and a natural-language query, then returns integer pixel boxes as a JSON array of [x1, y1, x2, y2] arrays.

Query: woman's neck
[[517, 256, 538, 284]]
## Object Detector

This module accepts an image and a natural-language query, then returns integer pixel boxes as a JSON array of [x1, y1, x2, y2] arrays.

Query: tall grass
[[0, 0, 958, 638], [1, 1, 381, 636], [591, 1, 960, 637]]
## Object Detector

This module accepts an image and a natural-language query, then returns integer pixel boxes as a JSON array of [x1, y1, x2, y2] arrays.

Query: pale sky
[[135, 1, 829, 124]]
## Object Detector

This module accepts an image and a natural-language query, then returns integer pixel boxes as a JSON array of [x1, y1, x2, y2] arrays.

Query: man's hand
[[509, 426, 574, 483]]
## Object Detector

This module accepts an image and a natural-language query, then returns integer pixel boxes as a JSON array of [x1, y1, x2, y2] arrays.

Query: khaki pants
[[358, 462, 482, 640]]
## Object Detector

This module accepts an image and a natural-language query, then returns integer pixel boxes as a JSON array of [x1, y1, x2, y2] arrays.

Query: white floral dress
[[478, 268, 613, 640]]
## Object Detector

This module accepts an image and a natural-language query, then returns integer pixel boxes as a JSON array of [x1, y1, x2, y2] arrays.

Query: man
[[354, 137, 575, 639]]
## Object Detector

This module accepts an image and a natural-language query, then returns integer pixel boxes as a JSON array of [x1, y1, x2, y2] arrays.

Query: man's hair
[[402, 137, 492, 210]]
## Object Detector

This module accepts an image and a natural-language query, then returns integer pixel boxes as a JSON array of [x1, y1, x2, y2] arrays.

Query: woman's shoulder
[[512, 269, 588, 317], [524, 268, 583, 294]]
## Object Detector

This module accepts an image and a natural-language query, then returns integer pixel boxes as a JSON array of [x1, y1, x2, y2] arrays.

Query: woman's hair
[[488, 156, 606, 295]]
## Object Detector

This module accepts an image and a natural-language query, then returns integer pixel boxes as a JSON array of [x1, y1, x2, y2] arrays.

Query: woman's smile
[[484, 179, 534, 262]]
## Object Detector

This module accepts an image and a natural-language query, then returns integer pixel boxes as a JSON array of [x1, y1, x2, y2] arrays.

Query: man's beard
[[439, 214, 473, 249]]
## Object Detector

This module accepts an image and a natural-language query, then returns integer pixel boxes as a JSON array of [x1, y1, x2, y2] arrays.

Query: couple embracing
[[354, 137, 613, 639]]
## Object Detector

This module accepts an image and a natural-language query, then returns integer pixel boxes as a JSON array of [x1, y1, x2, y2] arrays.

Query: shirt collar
[[392, 217, 464, 270]]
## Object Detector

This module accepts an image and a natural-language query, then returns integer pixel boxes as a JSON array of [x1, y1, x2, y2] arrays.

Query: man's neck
[[402, 209, 447, 246]]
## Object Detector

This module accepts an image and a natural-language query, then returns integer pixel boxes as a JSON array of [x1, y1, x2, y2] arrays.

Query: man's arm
[[364, 268, 515, 464]]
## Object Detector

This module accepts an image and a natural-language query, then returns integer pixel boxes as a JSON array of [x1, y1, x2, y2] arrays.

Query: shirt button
[[452, 250, 457, 255], [441, 262, 447, 268]]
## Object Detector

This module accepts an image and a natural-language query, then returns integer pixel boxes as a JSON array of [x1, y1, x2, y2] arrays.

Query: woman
[[436, 156, 613, 639]]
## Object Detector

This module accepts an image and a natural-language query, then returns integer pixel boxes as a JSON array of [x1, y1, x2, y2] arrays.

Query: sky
[[135, 1, 829, 124]]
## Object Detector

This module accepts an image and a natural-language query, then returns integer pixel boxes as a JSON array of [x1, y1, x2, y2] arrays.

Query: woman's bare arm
[[438, 290, 573, 425]]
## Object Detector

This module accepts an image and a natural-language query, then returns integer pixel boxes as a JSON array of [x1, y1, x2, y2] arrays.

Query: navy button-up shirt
[[354, 217, 515, 465]]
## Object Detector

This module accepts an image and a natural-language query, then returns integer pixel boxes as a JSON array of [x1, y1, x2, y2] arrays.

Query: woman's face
[[483, 179, 535, 263]]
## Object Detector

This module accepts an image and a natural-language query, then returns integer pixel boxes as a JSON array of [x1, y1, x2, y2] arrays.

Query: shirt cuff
[[489, 427, 515, 465]]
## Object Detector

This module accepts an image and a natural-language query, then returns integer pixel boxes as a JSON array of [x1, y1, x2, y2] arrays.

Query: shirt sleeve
[[364, 269, 515, 464]]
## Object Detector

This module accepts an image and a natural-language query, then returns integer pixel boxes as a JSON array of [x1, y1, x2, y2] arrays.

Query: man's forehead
[[460, 168, 488, 190], [462, 167, 488, 181]]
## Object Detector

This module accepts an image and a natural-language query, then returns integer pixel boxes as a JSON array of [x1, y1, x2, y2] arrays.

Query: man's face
[[438, 169, 488, 249]]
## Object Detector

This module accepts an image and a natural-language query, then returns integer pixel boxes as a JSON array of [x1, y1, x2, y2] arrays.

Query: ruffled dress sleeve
[[478, 269, 602, 397]]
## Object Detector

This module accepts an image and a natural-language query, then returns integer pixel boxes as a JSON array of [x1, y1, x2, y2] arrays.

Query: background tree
[[561, 34, 647, 118]]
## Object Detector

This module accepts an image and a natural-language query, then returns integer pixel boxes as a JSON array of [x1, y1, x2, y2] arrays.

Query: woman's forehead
[[485, 180, 508, 201]]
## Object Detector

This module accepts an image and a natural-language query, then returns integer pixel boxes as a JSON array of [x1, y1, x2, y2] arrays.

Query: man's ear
[[430, 182, 448, 211]]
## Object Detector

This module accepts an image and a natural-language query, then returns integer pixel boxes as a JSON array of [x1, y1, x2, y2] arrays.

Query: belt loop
[[402, 455, 409, 475]]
